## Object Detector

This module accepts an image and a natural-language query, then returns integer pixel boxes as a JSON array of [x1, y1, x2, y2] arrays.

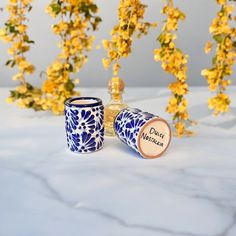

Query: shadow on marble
[[104, 137, 142, 160], [188, 103, 212, 120]]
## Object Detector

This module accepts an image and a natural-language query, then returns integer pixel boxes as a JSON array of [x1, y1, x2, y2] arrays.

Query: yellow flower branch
[[0, 0, 42, 110], [154, 0, 194, 137], [41, 0, 101, 114], [202, 0, 236, 115], [102, 0, 157, 80]]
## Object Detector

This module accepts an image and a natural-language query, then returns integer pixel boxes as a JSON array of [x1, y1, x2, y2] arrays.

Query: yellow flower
[[74, 78, 80, 84], [221, 79, 231, 87], [154, 49, 161, 61], [13, 72, 24, 81], [103, 0, 156, 77], [175, 122, 185, 137], [18, 24, 27, 33], [42, 80, 57, 93], [208, 93, 230, 115], [0, 28, 7, 38], [167, 97, 177, 113], [17, 99, 27, 108], [154, 1, 193, 137], [217, 0, 226, 5], [16, 85, 27, 94], [52, 61, 63, 71], [6, 97, 14, 103], [204, 42, 213, 54], [178, 99, 188, 113], [102, 58, 111, 69], [169, 82, 188, 96], [41, 0, 101, 114], [102, 40, 110, 50], [202, 1, 235, 115], [22, 0, 32, 5], [0, 0, 41, 112]]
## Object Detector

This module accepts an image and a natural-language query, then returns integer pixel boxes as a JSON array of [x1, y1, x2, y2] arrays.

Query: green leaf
[[5, 60, 12, 66], [9, 25, 17, 33], [50, 3, 61, 15], [26, 83, 34, 91], [65, 80, 75, 92], [212, 55, 217, 65], [95, 16, 102, 23], [7, 60, 16, 68], [90, 4, 98, 13], [213, 35, 223, 43]]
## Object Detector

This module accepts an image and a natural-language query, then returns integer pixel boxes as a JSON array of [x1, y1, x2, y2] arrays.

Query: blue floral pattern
[[114, 108, 156, 154], [65, 98, 104, 153]]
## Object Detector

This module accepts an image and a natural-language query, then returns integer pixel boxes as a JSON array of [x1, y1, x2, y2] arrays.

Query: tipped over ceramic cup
[[114, 108, 171, 159]]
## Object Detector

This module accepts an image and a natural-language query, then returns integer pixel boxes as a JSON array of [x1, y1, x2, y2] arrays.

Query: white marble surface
[[0, 87, 236, 236]]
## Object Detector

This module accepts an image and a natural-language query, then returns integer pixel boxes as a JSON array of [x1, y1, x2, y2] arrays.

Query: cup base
[[67, 143, 104, 155], [137, 118, 171, 159]]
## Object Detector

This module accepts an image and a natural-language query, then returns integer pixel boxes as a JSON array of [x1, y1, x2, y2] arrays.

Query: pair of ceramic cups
[[65, 97, 171, 159]]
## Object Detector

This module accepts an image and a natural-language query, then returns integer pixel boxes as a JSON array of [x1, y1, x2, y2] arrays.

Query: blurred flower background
[[0, 0, 235, 88]]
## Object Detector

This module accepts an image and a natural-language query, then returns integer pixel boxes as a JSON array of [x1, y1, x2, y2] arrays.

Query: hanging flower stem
[[202, 0, 236, 115], [102, 0, 157, 80], [154, 0, 194, 137], [41, 0, 101, 114], [0, 0, 42, 110]]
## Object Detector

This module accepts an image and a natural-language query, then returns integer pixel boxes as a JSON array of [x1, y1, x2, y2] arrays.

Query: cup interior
[[65, 97, 102, 108], [71, 99, 98, 105]]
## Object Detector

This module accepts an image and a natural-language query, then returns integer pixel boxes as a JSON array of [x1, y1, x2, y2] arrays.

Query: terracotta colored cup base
[[137, 118, 171, 159]]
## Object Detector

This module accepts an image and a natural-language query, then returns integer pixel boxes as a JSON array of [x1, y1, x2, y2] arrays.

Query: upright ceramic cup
[[114, 108, 171, 159], [65, 97, 104, 153]]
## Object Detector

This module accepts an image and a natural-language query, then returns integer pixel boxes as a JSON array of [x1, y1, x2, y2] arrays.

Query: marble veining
[[0, 87, 236, 236]]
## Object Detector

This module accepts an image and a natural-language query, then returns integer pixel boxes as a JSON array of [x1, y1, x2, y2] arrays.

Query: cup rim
[[65, 97, 103, 108]]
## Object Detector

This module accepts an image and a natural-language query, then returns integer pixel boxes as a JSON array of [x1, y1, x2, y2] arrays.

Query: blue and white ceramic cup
[[65, 97, 104, 153], [114, 108, 171, 159]]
